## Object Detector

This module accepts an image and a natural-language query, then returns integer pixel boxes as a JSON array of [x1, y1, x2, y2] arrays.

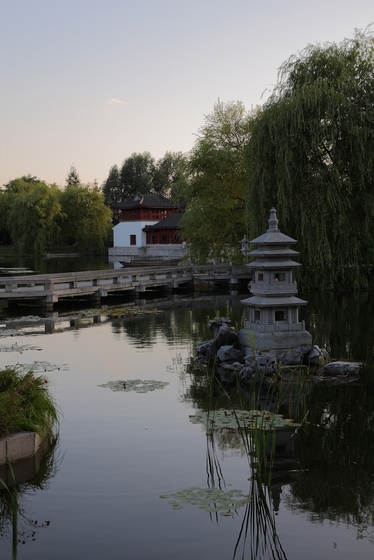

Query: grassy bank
[[0, 368, 58, 439]]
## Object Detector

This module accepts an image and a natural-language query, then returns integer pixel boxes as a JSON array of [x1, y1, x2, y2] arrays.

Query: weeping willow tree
[[246, 27, 374, 289]]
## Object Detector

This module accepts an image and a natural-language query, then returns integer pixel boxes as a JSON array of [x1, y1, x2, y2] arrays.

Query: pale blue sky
[[1, 0, 373, 187]]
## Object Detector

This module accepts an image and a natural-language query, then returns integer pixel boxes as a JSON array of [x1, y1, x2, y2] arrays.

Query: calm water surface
[[0, 291, 374, 559]]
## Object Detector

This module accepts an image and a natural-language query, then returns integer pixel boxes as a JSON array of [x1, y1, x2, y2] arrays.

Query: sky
[[1, 0, 373, 188]]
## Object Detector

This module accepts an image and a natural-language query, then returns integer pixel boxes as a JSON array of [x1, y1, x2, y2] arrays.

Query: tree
[[66, 165, 80, 187], [6, 180, 62, 254], [59, 184, 112, 253], [119, 152, 156, 199], [177, 100, 253, 263], [101, 165, 120, 206], [246, 28, 374, 290], [102, 152, 189, 210], [153, 151, 190, 197], [0, 191, 11, 244]]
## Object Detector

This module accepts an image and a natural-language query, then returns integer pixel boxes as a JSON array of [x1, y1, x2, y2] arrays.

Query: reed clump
[[0, 367, 58, 439]]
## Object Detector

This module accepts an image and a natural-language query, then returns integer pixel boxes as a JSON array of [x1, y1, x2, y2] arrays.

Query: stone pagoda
[[239, 208, 312, 356]]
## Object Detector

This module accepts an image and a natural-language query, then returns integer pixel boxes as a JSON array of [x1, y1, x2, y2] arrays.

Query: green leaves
[[58, 184, 112, 253], [247, 27, 374, 289], [0, 367, 58, 439], [160, 487, 251, 514], [177, 100, 254, 263], [6, 180, 62, 254]]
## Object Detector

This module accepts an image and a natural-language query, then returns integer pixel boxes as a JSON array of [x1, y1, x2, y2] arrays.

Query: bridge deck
[[0, 264, 250, 308]]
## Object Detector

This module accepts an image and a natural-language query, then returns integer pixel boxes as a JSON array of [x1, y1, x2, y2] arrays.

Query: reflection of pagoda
[[239, 208, 312, 354]]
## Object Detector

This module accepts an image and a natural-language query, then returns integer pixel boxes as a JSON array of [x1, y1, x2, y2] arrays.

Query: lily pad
[[9, 361, 69, 373], [160, 486, 250, 514], [0, 343, 43, 353], [189, 409, 300, 431], [98, 379, 169, 393]]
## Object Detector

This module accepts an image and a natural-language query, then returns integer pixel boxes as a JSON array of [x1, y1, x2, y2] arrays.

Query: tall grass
[[202, 358, 310, 559], [0, 368, 58, 439]]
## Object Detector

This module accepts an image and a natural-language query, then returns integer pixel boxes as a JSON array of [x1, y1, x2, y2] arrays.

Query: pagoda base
[[238, 327, 312, 355]]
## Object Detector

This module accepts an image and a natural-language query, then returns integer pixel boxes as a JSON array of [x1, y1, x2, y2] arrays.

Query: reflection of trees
[[0, 437, 60, 547], [111, 294, 245, 349], [300, 291, 374, 362], [284, 371, 374, 539], [112, 304, 210, 348]]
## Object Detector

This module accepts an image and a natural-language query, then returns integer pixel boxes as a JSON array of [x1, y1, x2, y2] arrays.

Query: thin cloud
[[106, 97, 127, 106]]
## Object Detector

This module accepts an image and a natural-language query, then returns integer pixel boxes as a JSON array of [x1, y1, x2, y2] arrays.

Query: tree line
[[0, 170, 112, 254], [101, 28, 374, 290], [3, 27, 374, 289]]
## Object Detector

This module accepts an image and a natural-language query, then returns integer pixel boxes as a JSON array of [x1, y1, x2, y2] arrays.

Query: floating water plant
[[15, 362, 69, 374], [0, 344, 43, 353], [160, 487, 250, 514], [98, 379, 169, 393], [189, 409, 300, 431]]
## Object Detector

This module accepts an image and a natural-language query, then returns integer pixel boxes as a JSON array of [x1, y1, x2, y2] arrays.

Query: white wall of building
[[113, 221, 157, 248]]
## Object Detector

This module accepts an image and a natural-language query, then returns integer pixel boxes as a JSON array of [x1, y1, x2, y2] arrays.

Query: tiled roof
[[143, 213, 183, 230]]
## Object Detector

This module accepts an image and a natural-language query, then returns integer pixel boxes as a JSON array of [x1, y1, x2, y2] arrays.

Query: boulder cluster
[[195, 317, 362, 384]]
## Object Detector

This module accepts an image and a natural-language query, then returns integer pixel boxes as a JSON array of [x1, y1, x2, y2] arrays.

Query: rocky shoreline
[[195, 317, 362, 385]]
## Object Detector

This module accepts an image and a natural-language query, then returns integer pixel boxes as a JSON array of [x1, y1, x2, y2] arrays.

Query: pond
[[0, 290, 374, 559]]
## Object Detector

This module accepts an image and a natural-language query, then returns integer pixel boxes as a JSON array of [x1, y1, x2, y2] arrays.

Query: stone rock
[[303, 345, 329, 366], [322, 361, 362, 376], [202, 324, 238, 359], [195, 340, 211, 356], [208, 317, 231, 339], [216, 345, 244, 364], [217, 362, 242, 382], [277, 344, 312, 366], [243, 352, 278, 375]]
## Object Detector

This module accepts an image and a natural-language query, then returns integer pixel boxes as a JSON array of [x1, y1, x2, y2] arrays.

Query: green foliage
[[6, 179, 62, 254], [153, 151, 190, 198], [0, 191, 11, 244], [246, 27, 374, 289], [102, 151, 189, 211], [0, 367, 58, 439], [176, 100, 254, 263], [58, 184, 112, 253], [119, 152, 156, 199], [3, 175, 112, 254], [65, 165, 80, 187]]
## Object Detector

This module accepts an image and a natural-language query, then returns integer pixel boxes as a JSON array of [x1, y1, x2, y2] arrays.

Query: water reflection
[[301, 291, 374, 362], [182, 290, 374, 558], [0, 290, 374, 558], [287, 370, 374, 540], [0, 436, 61, 552]]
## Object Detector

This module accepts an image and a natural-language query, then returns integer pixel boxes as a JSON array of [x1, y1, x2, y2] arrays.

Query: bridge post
[[43, 295, 58, 311], [91, 289, 107, 306]]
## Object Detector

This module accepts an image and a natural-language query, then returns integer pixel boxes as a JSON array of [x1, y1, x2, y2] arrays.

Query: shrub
[[0, 368, 58, 438]]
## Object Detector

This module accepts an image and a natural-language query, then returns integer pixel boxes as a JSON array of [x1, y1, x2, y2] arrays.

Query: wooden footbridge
[[0, 264, 250, 309]]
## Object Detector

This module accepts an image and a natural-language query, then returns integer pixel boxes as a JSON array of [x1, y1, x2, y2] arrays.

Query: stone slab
[[238, 328, 312, 354], [1, 431, 36, 464]]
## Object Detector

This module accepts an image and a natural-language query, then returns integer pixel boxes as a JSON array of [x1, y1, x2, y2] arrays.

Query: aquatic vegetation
[[0, 330, 25, 339], [98, 379, 169, 393], [107, 307, 159, 318], [0, 367, 58, 438], [189, 409, 300, 431], [14, 362, 69, 374], [160, 487, 250, 514], [0, 344, 43, 353]]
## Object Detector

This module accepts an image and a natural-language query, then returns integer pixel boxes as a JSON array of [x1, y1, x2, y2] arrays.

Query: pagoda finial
[[268, 207, 278, 231]]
